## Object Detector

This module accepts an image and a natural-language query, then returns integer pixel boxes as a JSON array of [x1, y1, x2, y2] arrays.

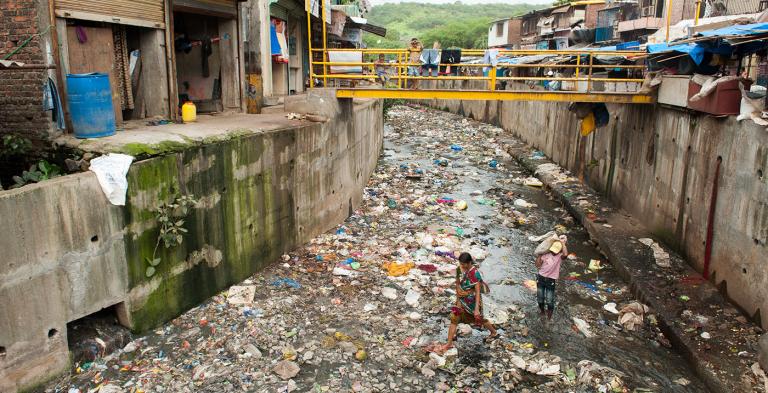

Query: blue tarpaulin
[[649, 22, 768, 65], [647, 42, 707, 64], [695, 22, 768, 38]]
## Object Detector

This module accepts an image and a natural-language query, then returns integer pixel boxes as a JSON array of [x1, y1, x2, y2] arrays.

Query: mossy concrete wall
[[0, 98, 383, 392], [423, 80, 768, 329]]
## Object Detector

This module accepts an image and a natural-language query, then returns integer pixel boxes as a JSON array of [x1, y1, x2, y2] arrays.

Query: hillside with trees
[[363, 2, 541, 49]]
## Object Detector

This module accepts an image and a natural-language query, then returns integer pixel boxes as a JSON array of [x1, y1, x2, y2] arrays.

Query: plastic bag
[[534, 234, 561, 256], [89, 153, 134, 206], [580, 112, 596, 136]]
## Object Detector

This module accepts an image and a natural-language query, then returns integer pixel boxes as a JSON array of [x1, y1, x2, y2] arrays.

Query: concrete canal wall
[[0, 97, 383, 392], [423, 81, 768, 330]]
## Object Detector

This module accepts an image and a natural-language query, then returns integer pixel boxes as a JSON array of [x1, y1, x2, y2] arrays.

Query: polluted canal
[[45, 105, 707, 392]]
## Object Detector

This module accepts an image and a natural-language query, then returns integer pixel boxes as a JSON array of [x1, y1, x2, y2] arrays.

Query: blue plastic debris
[[271, 277, 301, 289], [242, 307, 264, 318], [489, 160, 498, 168], [450, 144, 463, 151]]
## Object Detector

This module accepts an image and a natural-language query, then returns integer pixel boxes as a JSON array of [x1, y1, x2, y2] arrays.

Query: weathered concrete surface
[[0, 174, 128, 393], [504, 139, 763, 393], [423, 80, 768, 331], [0, 98, 383, 392]]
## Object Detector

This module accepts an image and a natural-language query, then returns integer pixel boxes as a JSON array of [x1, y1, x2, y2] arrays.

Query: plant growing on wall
[[145, 194, 198, 278], [12, 160, 62, 188], [0, 134, 32, 158]]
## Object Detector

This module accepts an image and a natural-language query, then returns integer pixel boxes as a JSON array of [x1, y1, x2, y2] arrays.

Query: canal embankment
[[0, 91, 382, 392]]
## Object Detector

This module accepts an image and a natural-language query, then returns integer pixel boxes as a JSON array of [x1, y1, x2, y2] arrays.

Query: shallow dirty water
[[43, 105, 707, 393]]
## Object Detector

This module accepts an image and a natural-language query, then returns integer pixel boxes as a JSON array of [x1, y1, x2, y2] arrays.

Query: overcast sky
[[370, 0, 551, 5]]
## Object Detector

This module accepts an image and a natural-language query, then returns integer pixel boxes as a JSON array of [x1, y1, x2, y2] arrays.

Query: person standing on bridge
[[374, 54, 391, 87], [535, 237, 568, 320], [407, 38, 423, 89], [441, 252, 499, 352]]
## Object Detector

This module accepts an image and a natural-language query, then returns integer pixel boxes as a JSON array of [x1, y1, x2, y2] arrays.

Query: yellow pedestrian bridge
[[307, 48, 655, 104]]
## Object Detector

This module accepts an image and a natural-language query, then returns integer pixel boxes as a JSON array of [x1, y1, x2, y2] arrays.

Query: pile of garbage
[[45, 105, 715, 393]]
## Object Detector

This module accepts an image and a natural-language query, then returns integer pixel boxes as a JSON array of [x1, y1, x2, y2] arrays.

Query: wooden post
[[48, 0, 73, 131], [164, 0, 179, 120], [219, 18, 240, 111], [242, 0, 263, 113]]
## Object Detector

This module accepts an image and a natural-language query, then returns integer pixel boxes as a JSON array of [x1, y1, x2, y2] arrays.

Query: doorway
[[173, 11, 241, 114]]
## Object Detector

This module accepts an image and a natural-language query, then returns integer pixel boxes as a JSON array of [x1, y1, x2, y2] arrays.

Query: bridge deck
[[334, 88, 656, 104]]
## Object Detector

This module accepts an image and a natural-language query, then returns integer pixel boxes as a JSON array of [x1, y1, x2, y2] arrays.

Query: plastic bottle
[[182, 101, 197, 123]]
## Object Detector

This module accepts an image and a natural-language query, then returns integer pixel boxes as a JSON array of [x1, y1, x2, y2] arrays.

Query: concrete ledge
[[502, 139, 765, 393]]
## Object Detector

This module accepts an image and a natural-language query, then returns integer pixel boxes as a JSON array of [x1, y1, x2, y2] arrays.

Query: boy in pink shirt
[[535, 239, 568, 319]]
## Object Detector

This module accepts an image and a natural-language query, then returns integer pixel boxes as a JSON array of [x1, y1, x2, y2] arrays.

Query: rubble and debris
[[227, 285, 256, 304], [638, 238, 672, 268], [618, 302, 650, 331], [43, 105, 731, 393]]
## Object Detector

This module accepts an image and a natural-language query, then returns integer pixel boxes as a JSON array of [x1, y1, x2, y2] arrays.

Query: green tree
[[362, 2, 541, 49]]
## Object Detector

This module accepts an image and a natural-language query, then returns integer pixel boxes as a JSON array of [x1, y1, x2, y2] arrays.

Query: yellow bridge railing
[[304, 2, 652, 103], [306, 48, 654, 104]]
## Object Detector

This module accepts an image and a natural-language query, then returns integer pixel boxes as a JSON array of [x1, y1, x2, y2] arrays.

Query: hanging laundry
[[43, 77, 65, 130], [201, 37, 212, 77], [483, 49, 499, 74], [270, 19, 289, 64], [420, 49, 439, 67], [440, 48, 461, 75], [75, 25, 87, 43], [593, 103, 609, 128]]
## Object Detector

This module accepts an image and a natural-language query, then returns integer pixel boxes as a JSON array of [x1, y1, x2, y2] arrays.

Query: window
[[496, 22, 505, 37]]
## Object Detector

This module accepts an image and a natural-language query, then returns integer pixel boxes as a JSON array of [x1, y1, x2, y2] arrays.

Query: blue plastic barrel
[[66, 73, 116, 138]]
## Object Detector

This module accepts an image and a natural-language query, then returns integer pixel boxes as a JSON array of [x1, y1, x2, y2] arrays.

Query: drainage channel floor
[[42, 105, 706, 393]]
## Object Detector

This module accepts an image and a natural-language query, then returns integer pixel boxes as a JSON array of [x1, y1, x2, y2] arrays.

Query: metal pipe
[[310, 48, 645, 56], [703, 156, 722, 280], [575, 54, 581, 78], [312, 74, 644, 83], [311, 61, 644, 69], [321, 0, 328, 87], [665, 0, 673, 42], [306, 0, 313, 88], [0, 64, 56, 70], [587, 53, 594, 92], [694, 0, 702, 26]]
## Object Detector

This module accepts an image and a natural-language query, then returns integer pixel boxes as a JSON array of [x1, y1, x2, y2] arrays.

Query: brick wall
[[508, 19, 522, 48], [0, 0, 52, 144], [585, 4, 606, 29]]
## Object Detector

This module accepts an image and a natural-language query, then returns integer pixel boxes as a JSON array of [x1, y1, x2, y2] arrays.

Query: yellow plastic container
[[181, 101, 197, 123]]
